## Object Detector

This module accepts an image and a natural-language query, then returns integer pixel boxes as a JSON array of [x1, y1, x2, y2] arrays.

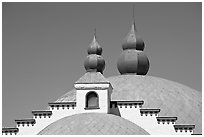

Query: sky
[[2, 2, 202, 127]]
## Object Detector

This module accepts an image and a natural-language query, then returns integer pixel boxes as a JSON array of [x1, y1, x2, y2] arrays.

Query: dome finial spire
[[133, 4, 135, 24], [94, 28, 96, 38], [132, 4, 136, 33]]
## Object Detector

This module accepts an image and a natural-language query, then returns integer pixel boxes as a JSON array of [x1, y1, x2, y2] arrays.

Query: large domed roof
[[56, 74, 202, 134], [38, 113, 149, 135]]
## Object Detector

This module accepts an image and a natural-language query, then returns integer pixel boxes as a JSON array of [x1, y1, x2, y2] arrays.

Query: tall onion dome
[[84, 30, 105, 74], [117, 21, 149, 75]]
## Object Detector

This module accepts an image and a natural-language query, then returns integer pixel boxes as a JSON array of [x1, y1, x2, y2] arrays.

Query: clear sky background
[[2, 2, 201, 127]]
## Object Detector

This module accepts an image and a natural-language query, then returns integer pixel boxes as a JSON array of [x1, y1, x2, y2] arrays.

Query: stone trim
[[2, 127, 19, 135], [174, 125, 195, 133], [15, 119, 35, 127], [48, 102, 76, 110], [140, 109, 160, 116], [110, 101, 144, 108], [156, 117, 177, 124], [32, 110, 52, 118]]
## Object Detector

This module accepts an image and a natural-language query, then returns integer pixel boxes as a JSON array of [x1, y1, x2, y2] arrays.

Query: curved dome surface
[[55, 75, 202, 134], [38, 113, 149, 135]]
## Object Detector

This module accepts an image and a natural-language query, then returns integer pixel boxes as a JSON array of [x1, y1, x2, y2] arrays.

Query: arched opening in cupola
[[85, 91, 99, 109]]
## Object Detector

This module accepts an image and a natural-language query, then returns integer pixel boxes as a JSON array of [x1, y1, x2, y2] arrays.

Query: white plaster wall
[[111, 105, 191, 135], [117, 106, 158, 134], [16, 124, 36, 135], [152, 121, 176, 135], [16, 107, 76, 135], [76, 89, 109, 113], [48, 106, 76, 124]]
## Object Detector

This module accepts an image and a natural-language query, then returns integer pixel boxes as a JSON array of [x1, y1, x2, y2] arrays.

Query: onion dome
[[84, 31, 105, 73], [117, 21, 149, 75]]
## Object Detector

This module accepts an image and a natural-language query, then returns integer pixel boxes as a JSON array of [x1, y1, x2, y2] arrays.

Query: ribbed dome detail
[[84, 32, 105, 73]]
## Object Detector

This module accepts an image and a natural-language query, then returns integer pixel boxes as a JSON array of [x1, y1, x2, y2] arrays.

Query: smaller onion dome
[[84, 30, 105, 73], [122, 22, 145, 51]]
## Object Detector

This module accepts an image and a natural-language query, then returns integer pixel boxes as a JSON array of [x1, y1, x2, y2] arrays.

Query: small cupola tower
[[74, 30, 112, 114]]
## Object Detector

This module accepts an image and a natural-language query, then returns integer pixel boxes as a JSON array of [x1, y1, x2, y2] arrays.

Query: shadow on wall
[[110, 103, 121, 117]]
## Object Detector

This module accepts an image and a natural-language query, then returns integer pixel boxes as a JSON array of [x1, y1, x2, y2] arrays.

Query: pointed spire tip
[[94, 28, 96, 39]]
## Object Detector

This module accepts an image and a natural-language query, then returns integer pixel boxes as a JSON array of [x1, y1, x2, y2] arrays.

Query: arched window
[[85, 91, 99, 109]]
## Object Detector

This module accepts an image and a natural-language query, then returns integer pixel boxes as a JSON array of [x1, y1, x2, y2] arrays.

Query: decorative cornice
[[48, 102, 76, 106], [74, 82, 113, 90], [32, 110, 52, 118], [15, 119, 35, 127], [110, 100, 144, 108], [74, 82, 111, 85], [2, 127, 19, 135], [15, 119, 35, 123], [75, 86, 110, 90], [116, 100, 144, 104], [140, 109, 160, 116], [174, 125, 195, 133], [156, 117, 177, 124], [48, 102, 76, 110]]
